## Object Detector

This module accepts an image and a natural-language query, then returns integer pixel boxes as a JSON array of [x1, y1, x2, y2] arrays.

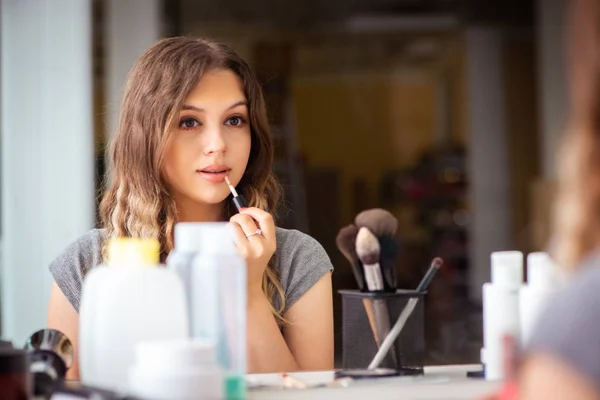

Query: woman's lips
[[196, 169, 230, 183]]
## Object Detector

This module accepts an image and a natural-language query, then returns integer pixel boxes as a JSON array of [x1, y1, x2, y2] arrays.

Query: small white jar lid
[[129, 339, 223, 399]]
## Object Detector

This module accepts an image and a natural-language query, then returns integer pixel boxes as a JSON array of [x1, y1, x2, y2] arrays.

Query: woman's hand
[[229, 207, 276, 299]]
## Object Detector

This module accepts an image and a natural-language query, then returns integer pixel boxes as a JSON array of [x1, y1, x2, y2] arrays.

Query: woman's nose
[[203, 125, 227, 155]]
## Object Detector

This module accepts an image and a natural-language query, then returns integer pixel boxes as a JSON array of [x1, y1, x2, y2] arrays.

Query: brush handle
[[362, 299, 392, 347], [416, 263, 441, 292], [363, 263, 384, 291], [366, 299, 398, 368], [232, 195, 248, 212], [368, 297, 419, 369], [351, 260, 367, 291]]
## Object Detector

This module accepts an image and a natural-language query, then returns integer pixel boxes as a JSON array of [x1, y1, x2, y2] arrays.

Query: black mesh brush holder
[[339, 289, 425, 375]]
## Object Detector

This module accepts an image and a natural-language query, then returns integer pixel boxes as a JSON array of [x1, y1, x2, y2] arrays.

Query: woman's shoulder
[[275, 227, 334, 312], [275, 226, 325, 253], [48, 228, 106, 311], [54, 228, 106, 267]]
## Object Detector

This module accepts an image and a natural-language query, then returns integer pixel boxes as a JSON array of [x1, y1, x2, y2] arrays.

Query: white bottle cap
[[174, 223, 205, 252], [491, 251, 523, 286], [197, 222, 237, 254], [527, 252, 556, 289], [174, 222, 236, 254]]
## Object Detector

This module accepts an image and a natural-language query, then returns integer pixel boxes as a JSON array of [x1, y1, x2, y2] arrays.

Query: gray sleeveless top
[[48, 227, 333, 314], [528, 254, 600, 388]]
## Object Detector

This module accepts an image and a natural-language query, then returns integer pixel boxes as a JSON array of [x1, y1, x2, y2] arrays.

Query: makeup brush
[[355, 208, 400, 291], [356, 227, 397, 367], [356, 227, 384, 291], [335, 225, 366, 291], [368, 257, 444, 370], [224, 176, 248, 212]]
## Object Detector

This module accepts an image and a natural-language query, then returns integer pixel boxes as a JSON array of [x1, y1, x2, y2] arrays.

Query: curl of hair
[[553, 0, 600, 269]]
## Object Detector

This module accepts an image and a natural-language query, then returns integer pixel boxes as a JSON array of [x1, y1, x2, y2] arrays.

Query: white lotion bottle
[[520, 252, 557, 348], [79, 238, 189, 391], [482, 251, 523, 381]]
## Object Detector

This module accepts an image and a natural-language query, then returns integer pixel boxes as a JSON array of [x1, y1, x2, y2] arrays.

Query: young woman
[[508, 1, 600, 399], [46, 37, 334, 379]]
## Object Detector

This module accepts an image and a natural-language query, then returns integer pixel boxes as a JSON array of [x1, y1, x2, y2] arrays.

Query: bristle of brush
[[379, 235, 400, 259], [355, 208, 398, 237], [356, 227, 381, 265], [336, 225, 359, 261], [337, 224, 367, 290]]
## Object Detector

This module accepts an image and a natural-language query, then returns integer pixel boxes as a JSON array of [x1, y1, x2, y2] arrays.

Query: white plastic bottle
[[79, 238, 189, 391], [519, 252, 557, 348], [79, 237, 159, 383], [482, 251, 523, 381], [188, 223, 248, 400]]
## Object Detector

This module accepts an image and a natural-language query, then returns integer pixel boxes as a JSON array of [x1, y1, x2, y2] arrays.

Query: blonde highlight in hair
[[99, 37, 285, 319], [553, 0, 600, 269]]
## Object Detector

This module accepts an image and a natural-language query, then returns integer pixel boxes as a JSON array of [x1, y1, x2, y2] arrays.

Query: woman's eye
[[179, 117, 200, 130], [225, 116, 247, 127]]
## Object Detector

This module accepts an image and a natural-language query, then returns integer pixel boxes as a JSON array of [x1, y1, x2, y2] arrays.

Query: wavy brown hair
[[99, 37, 285, 316], [553, 0, 600, 269]]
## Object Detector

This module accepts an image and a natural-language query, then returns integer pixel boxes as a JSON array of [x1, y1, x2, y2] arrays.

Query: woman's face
[[162, 68, 251, 213]]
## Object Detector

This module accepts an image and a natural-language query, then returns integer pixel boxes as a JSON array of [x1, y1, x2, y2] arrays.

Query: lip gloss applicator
[[224, 176, 248, 212]]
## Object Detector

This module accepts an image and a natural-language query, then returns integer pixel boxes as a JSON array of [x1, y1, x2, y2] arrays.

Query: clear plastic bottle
[[186, 222, 247, 400]]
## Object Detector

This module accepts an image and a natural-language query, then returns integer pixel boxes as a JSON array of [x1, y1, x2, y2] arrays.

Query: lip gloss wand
[[224, 176, 248, 212]]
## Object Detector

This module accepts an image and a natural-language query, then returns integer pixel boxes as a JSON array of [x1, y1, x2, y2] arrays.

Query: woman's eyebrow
[[181, 100, 248, 112]]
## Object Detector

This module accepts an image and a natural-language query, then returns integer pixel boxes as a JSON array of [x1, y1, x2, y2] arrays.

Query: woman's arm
[[47, 280, 80, 380], [230, 207, 334, 373], [246, 273, 334, 373], [282, 272, 334, 370], [246, 289, 299, 373], [519, 353, 600, 400]]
